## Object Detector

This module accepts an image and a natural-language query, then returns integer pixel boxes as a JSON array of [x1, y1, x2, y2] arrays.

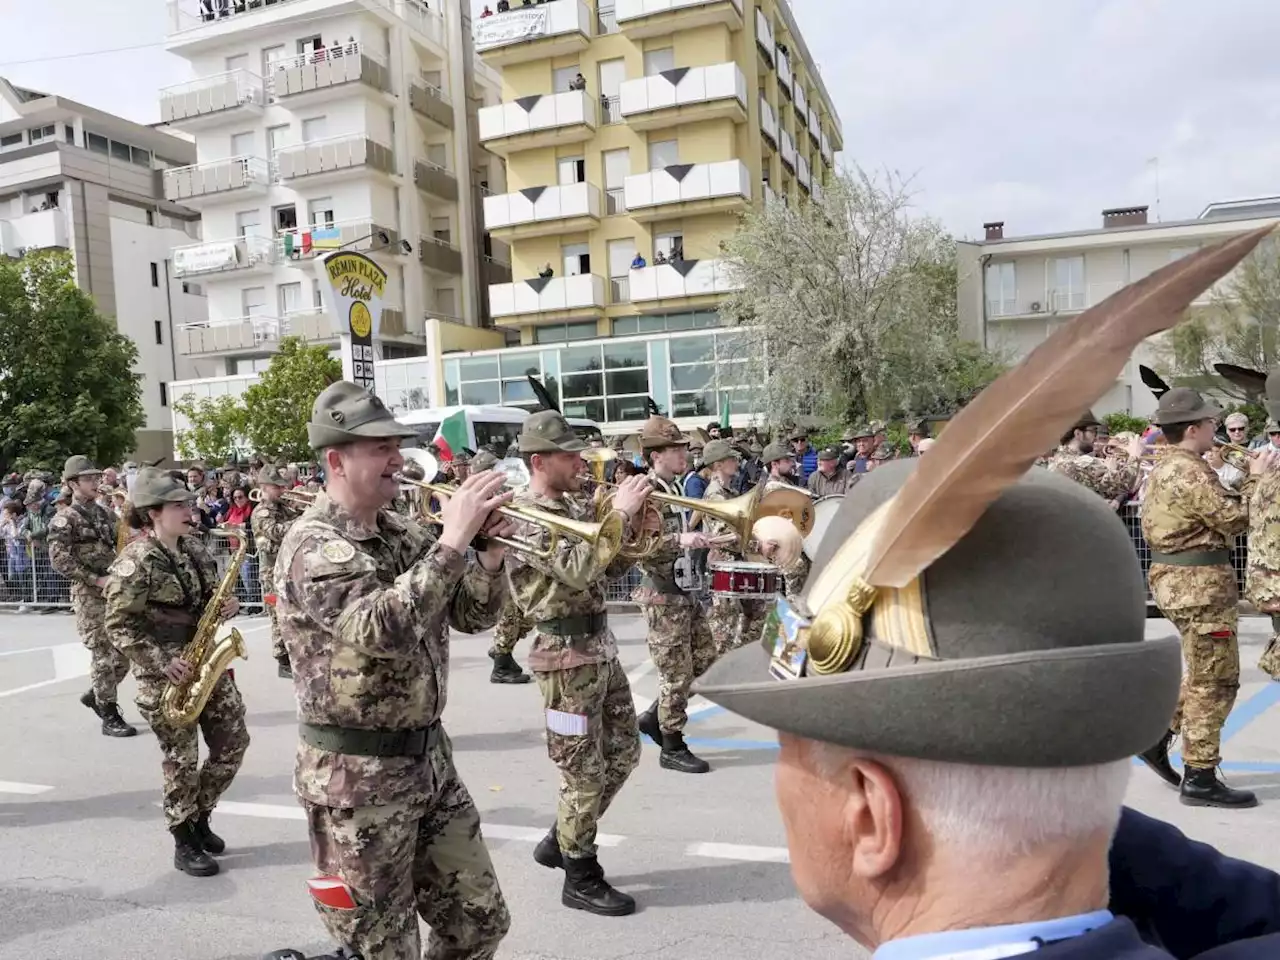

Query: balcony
[[277, 219, 400, 262], [629, 258, 739, 304], [483, 254, 513, 285], [473, 0, 591, 66], [797, 154, 811, 192], [414, 159, 459, 201], [160, 70, 264, 129], [488, 273, 606, 321], [479, 89, 597, 155], [614, 0, 742, 39], [623, 159, 751, 221], [777, 50, 792, 96], [275, 134, 395, 186], [618, 62, 747, 131], [759, 93, 777, 146], [755, 8, 775, 65], [0, 208, 69, 257], [808, 107, 821, 143], [780, 129, 796, 171], [271, 44, 391, 105], [794, 83, 808, 125], [172, 234, 277, 279], [177, 315, 277, 357], [821, 129, 833, 167], [483, 182, 602, 239], [163, 156, 271, 205], [410, 78, 454, 129], [420, 235, 463, 275]]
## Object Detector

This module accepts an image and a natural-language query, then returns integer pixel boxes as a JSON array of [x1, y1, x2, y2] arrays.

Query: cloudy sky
[[3, 0, 1277, 239]]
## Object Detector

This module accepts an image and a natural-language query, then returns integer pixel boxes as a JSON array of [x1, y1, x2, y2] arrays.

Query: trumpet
[[248, 486, 316, 507], [1214, 439, 1258, 460]]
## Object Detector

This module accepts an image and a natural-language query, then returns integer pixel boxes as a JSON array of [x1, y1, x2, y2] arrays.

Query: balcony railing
[[163, 156, 271, 203], [777, 49, 792, 94], [618, 62, 747, 129], [629, 257, 740, 303], [622, 159, 752, 217], [780, 129, 796, 170], [172, 234, 277, 278], [597, 4, 619, 33], [488, 273, 606, 318], [794, 83, 808, 124], [601, 94, 622, 124], [610, 276, 630, 303], [414, 158, 459, 201], [483, 182, 603, 235], [420, 235, 463, 274], [409, 78, 454, 128], [271, 43, 391, 100], [762, 182, 777, 208], [166, 0, 444, 48], [821, 129, 833, 166], [759, 93, 777, 145], [0, 209, 69, 257], [277, 218, 399, 261], [613, 0, 743, 37], [797, 154, 811, 191], [605, 186, 625, 215], [755, 8, 775, 65], [274, 134, 395, 181], [478, 89, 597, 150], [160, 69, 264, 126], [808, 107, 821, 143], [473, 0, 592, 63]]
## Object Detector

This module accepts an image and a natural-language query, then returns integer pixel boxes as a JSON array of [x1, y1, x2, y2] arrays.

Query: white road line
[[218, 800, 305, 821], [483, 823, 623, 847], [0, 780, 54, 795], [0, 645, 66, 658], [625, 659, 656, 686], [686, 842, 789, 863]]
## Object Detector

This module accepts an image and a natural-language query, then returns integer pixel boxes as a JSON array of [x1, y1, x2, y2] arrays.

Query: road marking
[[687, 842, 789, 863], [0, 646, 66, 658], [0, 780, 54, 795], [0, 644, 91, 699], [625, 659, 655, 686], [218, 801, 304, 821], [483, 823, 624, 847]]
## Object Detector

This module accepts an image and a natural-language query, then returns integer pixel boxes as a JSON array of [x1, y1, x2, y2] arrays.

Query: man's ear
[[842, 757, 905, 881]]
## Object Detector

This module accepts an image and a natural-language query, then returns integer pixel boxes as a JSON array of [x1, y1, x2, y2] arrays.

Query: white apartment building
[[159, 0, 508, 380], [957, 202, 1278, 418], [0, 78, 208, 462]]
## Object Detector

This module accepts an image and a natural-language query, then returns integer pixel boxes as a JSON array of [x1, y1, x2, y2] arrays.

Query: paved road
[[2, 611, 1280, 960]]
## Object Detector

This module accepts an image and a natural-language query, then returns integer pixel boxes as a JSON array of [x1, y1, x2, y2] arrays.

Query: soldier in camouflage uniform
[[1047, 410, 1142, 504], [103, 468, 249, 877], [505, 411, 650, 916], [48, 455, 136, 738], [1138, 388, 1273, 809], [1248, 376, 1280, 681], [250, 465, 301, 679], [632, 416, 717, 774], [760, 442, 812, 600], [269, 382, 513, 960]]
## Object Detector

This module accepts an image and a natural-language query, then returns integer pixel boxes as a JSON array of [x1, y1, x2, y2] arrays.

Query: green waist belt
[[1149, 549, 1231, 567], [537, 612, 607, 636], [299, 721, 440, 758]]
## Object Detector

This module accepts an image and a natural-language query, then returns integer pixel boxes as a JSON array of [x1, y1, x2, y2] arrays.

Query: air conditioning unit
[[1029, 301, 1043, 312]]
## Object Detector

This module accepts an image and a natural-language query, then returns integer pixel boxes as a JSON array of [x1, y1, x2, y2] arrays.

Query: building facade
[[957, 204, 1277, 418], [159, 0, 503, 379], [0, 78, 208, 462]]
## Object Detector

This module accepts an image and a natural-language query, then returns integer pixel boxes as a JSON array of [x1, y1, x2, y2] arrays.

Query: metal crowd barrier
[[1118, 502, 1248, 603]]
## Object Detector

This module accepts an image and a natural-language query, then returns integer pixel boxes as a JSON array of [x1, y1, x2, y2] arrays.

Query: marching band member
[[250, 464, 300, 679], [703, 439, 771, 657]]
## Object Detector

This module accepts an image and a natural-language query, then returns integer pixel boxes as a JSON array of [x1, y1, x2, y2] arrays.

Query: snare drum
[[709, 560, 780, 599]]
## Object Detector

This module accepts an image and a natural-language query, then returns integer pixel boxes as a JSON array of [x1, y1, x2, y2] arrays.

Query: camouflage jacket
[[47, 497, 116, 590], [103, 534, 218, 678], [632, 473, 692, 606], [1247, 469, 1280, 611], [806, 469, 854, 498], [507, 489, 633, 671], [1141, 447, 1253, 553], [704, 476, 742, 565], [1046, 445, 1139, 501], [275, 492, 506, 808], [250, 498, 296, 592]]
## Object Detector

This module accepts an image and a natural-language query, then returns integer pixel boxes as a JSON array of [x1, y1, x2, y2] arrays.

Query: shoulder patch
[[321, 540, 356, 564], [112, 558, 137, 578], [50, 515, 69, 530]]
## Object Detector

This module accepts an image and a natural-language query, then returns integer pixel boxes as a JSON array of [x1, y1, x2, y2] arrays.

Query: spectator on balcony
[[631, 252, 646, 269], [481, 4, 493, 15], [497, 0, 510, 10], [670, 242, 685, 263], [654, 249, 667, 265], [538, 263, 554, 279], [569, 73, 587, 92]]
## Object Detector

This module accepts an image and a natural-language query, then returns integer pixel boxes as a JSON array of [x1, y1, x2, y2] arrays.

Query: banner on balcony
[[173, 240, 239, 277], [316, 251, 388, 395], [474, 8, 548, 47]]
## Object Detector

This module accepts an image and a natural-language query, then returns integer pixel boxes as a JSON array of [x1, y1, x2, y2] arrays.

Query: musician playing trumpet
[[249, 465, 304, 679], [1046, 410, 1141, 506], [704, 440, 771, 657]]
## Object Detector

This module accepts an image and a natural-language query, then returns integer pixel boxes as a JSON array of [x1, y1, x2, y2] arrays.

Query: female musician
[[103, 467, 248, 879]]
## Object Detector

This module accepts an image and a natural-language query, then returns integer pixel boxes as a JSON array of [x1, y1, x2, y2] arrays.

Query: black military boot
[[637, 701, 661, 746], [533, 824, 563, 869], [99, 703, 137, 738], [171, 820, 219, 877], [561, 854, 635, 916], [1138, 729, 1180, 788], [79, 688, 101, 718], [276, 655, 293, 679], [193, 812, 226, 854], [489, 651, 532, 684], [1181, 765, 1258, 808], [660, 732, 710, 774]]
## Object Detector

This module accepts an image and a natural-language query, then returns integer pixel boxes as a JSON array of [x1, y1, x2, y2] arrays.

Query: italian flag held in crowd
[[432, 410, 468, 461]]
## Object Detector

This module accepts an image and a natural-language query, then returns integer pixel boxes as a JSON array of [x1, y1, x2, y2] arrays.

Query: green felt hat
[[62, 455, 102, 482], [130, 467, 194, 510], [1150, 387, 1222, 426], [518, 411, 588, 454], [307, 382, 416, 449], [258, 465, 289, 486]]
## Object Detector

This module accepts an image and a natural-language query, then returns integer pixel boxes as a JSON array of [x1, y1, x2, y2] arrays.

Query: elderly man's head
[[1224, 411, 1250, 443]]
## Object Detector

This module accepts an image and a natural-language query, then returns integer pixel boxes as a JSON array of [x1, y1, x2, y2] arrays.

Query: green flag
[[719, 393, 731, 430]]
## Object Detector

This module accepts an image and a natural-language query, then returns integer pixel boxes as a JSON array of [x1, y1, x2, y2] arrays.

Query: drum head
[[803, 495, 845, 560]]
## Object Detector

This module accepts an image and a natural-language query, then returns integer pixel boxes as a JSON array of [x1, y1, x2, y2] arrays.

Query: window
[[146, 210, 155, 226], [607, 238, 635, 303], [612, 309, 719, 336], [262, 45, 288, 84], [274, 204, 298, 231], [150, 262, 160, 287], [154, 320, 164, 344], [984, 262, 1016, 317], [436, 288, 457, 316], [267, 124, 290, 156], [131, 146, 151, 167], [643, 48, 674, 76], [64, 125, 75, 145], [558, 157, 585, 185], [230, 130, 254, 156], [603, 148, 629, 214], [426, 142, 449, 168], [44, 191, 58, 209], [235, 209, 262, 237], [654, 229, 683, 261], [159, 382, 168, 407], [0, 133, 21, 148], [86, 132, 108, 154], [242, 286, 268, 319], [299, 36, 325, 57], [1050, 256, 1084, 310], [1168, 245, 1198, 263], [552, 65, 580, 93], [307, 198, 335, 226], [110, 140, 132, 161], [533, 322, 599, 344], [28, 124, 55, 143], [225, 53, 250, 73], [562, 242, 589, 277], [648, 139, 678, 169], [301, 116, 328, 142], [598, 58, 625, 124], [278, 281, 303, 316], [431, 216, 452, 244]]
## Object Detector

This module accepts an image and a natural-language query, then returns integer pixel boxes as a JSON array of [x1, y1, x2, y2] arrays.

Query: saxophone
[[161, 525, 249, 726]]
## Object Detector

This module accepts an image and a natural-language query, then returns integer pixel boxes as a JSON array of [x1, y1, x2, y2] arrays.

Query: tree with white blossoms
[[720, 167, 1005, 426]]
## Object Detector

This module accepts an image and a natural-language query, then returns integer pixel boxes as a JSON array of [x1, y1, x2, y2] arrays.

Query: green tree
[[172, 394, 246, 462], [241, 337, 341, 461], [0, 250, 145, 473], [721, 166, 1006, 426]]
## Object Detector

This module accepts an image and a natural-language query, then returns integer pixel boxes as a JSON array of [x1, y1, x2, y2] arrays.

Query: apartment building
[[468, 0, 842, 429], [0, 78, 208, 462], [159, 0, 504, 380], [957, 203, 1278, 418]]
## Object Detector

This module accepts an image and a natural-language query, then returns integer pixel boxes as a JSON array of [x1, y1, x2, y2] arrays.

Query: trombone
[[395, 449, 625, 566], [248, 487, 316, 508]]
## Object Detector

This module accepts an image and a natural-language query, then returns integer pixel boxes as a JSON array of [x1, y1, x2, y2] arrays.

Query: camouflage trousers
[[709, 596, 772, 658], [1164, 606, 1240, 769], [1260, 614, 1280, 681], [72, 587, 129, 707], [533, 657, 640, 858], [303, 738, 510, 960], [135, 671, 250, 828], [261, 566, 287, 661], [488, 600, 532, 658], [639, 600, 716, 735]]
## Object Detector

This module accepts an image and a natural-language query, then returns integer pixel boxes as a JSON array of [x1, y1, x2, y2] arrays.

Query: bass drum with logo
[[802, 495, 845, 561]]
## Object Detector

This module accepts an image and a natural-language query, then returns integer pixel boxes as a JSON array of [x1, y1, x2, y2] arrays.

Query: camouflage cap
[[868, 419, 887, 435], [470, 450, 499, 472], [1267, 420, 1280, 434], [130, 467, 195, 510], [62, 455, 103, 482], [762, 441, 793, 465], [1150, 387, 1223, 426], [638, 415, 689, 451], [701, 439, 739, 466], [518, 411, 588, 454], [307, 381, 416, 449], [817, 445, 841, 461], [258, 465, 289, 486]]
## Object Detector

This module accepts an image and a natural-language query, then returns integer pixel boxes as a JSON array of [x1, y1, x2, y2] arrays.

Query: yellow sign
[[350, 301, 372, 339], [316, 250, 387, 339]]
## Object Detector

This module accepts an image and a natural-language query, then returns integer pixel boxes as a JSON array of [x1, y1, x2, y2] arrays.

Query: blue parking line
[[1220, 683, 1280, 744]]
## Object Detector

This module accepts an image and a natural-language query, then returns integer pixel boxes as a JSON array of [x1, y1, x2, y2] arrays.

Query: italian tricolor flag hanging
[[432, 410, 469, 462]]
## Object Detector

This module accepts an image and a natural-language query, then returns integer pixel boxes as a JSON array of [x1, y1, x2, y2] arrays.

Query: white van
[[396, 405, 602, 456]]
